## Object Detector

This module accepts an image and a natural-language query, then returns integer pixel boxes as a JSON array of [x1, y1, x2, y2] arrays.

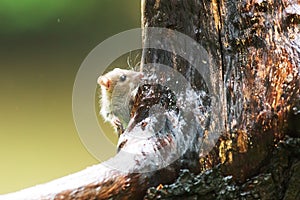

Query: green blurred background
[[0, 0, 140, 194]]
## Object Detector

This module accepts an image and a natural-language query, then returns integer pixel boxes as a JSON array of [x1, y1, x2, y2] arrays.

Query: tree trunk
[[141, 0, 300, 181], [0, 0, 299, 199]]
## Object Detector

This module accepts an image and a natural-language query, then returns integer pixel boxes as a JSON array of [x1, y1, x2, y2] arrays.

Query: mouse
[[97, 68, 143, 136]]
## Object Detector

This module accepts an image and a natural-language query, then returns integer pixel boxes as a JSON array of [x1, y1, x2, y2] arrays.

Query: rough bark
[[141, 0, 300, 180], [0, 0, 299, 199], [218, 0, 300, 182], [144, 136, 300, 199]]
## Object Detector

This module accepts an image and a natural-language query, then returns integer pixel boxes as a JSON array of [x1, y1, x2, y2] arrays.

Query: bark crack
[[217, 0, 225, 81]]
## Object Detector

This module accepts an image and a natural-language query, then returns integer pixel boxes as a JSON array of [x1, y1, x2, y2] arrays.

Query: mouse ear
[[97, 76, 111, 89]]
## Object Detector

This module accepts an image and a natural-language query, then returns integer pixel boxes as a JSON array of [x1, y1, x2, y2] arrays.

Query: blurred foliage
[[0, 0, 138, 34], [0, 0, 68, 32]]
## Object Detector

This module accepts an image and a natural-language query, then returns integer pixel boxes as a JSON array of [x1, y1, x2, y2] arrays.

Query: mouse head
[[97, 68, 143, 92]]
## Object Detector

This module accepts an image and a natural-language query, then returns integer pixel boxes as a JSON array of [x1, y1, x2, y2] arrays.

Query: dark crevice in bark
[[216, 0, 226, 82]]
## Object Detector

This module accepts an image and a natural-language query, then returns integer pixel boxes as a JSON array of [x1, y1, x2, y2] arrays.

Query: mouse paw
[[112, 117, 121, 127], [112, 117, 124, 136]]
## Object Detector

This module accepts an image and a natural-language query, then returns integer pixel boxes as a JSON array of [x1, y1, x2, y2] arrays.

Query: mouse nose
[[98, 76, 111, 89], [138, 73, 144, 79]]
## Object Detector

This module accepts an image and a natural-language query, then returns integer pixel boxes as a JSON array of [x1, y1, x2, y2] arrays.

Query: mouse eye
[[119, 75, 126, 81]]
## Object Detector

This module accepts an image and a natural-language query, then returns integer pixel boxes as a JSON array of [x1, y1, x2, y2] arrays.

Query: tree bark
[[141, 0, 300, 181], [0, 0, 299, 199]]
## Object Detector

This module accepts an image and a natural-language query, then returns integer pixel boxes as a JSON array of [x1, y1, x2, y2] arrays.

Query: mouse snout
[[137, 72, 144, 79], [97, 76, 111, 89]]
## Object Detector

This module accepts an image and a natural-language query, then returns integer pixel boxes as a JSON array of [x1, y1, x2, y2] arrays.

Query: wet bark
[[142, 0, 300, 199], [141, 0, 300, 180], [0, 0, 299, 199]]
